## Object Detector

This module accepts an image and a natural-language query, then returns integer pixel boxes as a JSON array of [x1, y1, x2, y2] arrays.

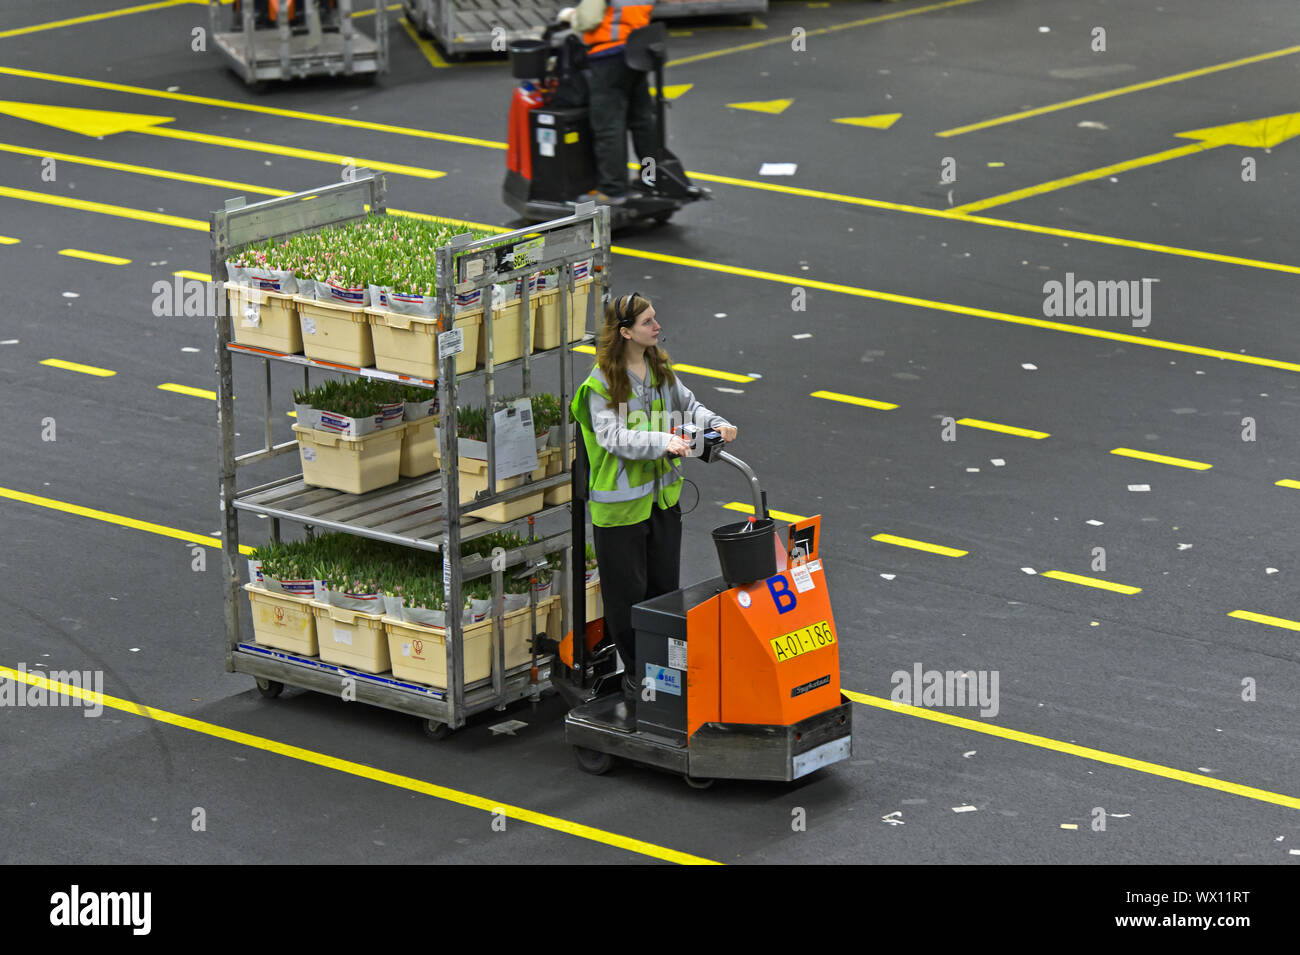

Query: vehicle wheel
[[683, 774, 714, 790], [574, 745, 614, 775], [255, 678, 284, 698], [423, 720, 453, 741]]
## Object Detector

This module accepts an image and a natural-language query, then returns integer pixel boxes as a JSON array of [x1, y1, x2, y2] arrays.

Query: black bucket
[[509, 39, 548, 79], [712, 517, 778, 587]]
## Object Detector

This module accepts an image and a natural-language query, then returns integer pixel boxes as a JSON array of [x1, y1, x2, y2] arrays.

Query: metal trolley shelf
[[214, 170, 611, 733]]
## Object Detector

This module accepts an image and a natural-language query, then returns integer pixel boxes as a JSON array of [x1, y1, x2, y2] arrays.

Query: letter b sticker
[[767, 575, 797, 614]]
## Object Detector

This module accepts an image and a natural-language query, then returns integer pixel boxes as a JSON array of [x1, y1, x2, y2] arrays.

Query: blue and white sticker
[[645, 664, 682, 697]]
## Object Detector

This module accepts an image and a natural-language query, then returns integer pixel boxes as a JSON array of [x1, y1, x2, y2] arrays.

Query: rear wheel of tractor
[[574, 745, 614, 775], [255, 678, 284, 698]]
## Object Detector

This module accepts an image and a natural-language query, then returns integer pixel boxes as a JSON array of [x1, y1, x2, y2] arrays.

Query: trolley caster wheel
[[682, 775, 714, 790], [423, 720, 453, 741], [573, 745, 613, 775], [255, 678, 284, 698]]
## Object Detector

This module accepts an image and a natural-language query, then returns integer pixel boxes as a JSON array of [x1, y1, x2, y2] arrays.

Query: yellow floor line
[[723, 502, 808, 523], [955, 417, 1049, 439], [57, 248, 131, 265], [871, 533, 968, 557], [811, 389, 898, 410], [40, 358, 116, 377], [158, 382, 217, 400], [1227, 609, 1300, 632], [1111, 448, 1213, 470], [844, 689, 1300, 811], [1040, 570, 1142, 595], [0, 485, 253, 555], [0, 664, 719, 865], [937, 44, 1300, 138], [1275, 479, 1300, 490], [0, 0, 192, 40], [0, 234, 20, 244]]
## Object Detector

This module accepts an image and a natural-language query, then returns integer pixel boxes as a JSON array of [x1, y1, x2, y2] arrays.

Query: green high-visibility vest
[[571, 366, 684, 527]]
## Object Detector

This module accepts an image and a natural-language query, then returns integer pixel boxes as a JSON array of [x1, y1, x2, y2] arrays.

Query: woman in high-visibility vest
[[571, 292, 737, 715]]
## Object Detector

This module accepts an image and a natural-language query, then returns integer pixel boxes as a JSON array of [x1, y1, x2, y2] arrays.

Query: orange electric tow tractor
[[549, 426, 853, 787]]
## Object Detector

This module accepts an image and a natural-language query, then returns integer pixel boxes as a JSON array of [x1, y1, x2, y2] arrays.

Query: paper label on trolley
[[465, 259, 484, 279], [538, 127, 556, 158], [334, 628, 353, 646], [438, 328, 464, 359], [667, 638, 687, 670], [492, 399, 539, 480], [809, 560, 823, 573], [791, 564, 815, 593], [301, 446, 317, 462], [301, 315, 317, 336], [242, 300, 261, 327], [537, 113, 555, 126]]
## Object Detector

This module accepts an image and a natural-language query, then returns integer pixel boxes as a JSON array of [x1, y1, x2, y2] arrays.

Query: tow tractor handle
[[670, 426, 767, 520]]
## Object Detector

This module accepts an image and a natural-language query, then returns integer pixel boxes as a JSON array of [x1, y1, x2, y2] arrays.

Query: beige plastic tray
[[400, 415, 440, 478], [293, 423, 403, 495], [309, 601, 391, 673], [295, 295, 375, 366], [245, 584, 318, 655], [228, 285, 302, 354], [369, 307, 482, 378]]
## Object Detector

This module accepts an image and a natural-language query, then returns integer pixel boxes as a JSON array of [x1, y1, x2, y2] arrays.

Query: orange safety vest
[[583, 0, 656, 57]]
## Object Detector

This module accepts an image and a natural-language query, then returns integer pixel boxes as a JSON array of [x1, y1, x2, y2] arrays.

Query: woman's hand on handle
[[718, 425, 738, 443], [666, 434, 691, 457]]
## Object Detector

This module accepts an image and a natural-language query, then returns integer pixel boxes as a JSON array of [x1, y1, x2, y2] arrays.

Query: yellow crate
[[309, 601, 391, 673], [295, 295, 375, 367], [542, 442, 573, 504], [228, 285, 302, 354], [504, 603, 546, 670], [294, 423, 403, 495], [369, 308, 482, 378], [457, 453, 547, 522], [544, 583, 601, 640], [532, 288, 562, 351], [565, 278, 593, 343], [476, 299, 526, 366], [400, 415, 441, 478], [245, 584, 318, 655], [384, 615, 494, 688]]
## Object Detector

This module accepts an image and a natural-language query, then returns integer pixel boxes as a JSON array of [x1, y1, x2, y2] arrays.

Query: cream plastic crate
[[295, 295, 375, 367], [476, 299, 526, 366], [309, 601, 391, 673], [400, 415, 440, 478], [384, 615, 494, 687], [503, 603, 546, 670], [542, 442, 574, 504], [545, 583, 601, 640], [293, 423, 403, 495], [228, 285, 302, 353], [532, 288, 563, 351], [369, 308, 482, 378], [245, 584, 318, 655], [456, 452, 548, 522], [564, 278, 593, 343]]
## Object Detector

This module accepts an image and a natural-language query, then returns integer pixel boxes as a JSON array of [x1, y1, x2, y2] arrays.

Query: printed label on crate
[[317, 410, 381, 438], [333, 628, 353, 646], [667, 638, 687, 670], [280, 578, 314, 596], [324, 281, 367, 306], [301, 315, 317, 336], [645, 664, 683, 697], [302, 446, 317, 462], [242, 300, 261, 327], [378, 402, 404, 428]]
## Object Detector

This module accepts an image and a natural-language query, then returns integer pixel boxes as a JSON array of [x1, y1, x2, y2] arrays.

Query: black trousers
[[591, 502, 682, 682], [586, 52, 658, 197]]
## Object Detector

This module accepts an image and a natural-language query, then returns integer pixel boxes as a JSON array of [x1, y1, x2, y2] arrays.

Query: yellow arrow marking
[[58, 248, 131, 265], [833, 113, 900, 129], [811, 390, 898, 410], [955, 417, 1050, 439], [1228, 609, 1300, 632], [1110, 448, 1213, 471], [872, 533, 968, 557], [1040, 571, 1142, 595], [648, 84, 693, 100], [40, 358, 117, 377], [727, 98, 793, 115], [952, 112, 1300, 214]]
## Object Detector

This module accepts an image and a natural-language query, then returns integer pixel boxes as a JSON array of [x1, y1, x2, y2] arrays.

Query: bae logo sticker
[[645, 664, 682, 697]]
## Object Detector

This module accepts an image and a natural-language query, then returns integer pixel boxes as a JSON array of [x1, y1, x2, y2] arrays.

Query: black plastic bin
[[509, 39, 549, 80], [712, 517, 777, 587]]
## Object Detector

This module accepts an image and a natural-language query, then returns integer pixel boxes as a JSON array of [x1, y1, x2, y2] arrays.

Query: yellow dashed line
[[1111, 447, 1213, 470], [173, 269, 212, 282], [955, 417, 1049, 439], [158, 382, 216, 400], [811, 389, 898, 410], [40, 358, 117, 377], [1041, 570, 1142, 595], [0, 0, 192, 40], [723, 502, 809, 524], [872, 533, 968, 557], [0, 234, 19, 244], [1227, 609, 1300, 632], [58, 248, 131, 265]]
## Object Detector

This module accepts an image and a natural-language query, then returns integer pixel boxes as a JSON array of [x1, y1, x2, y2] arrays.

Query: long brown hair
[[594, 292, 674, 409]]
